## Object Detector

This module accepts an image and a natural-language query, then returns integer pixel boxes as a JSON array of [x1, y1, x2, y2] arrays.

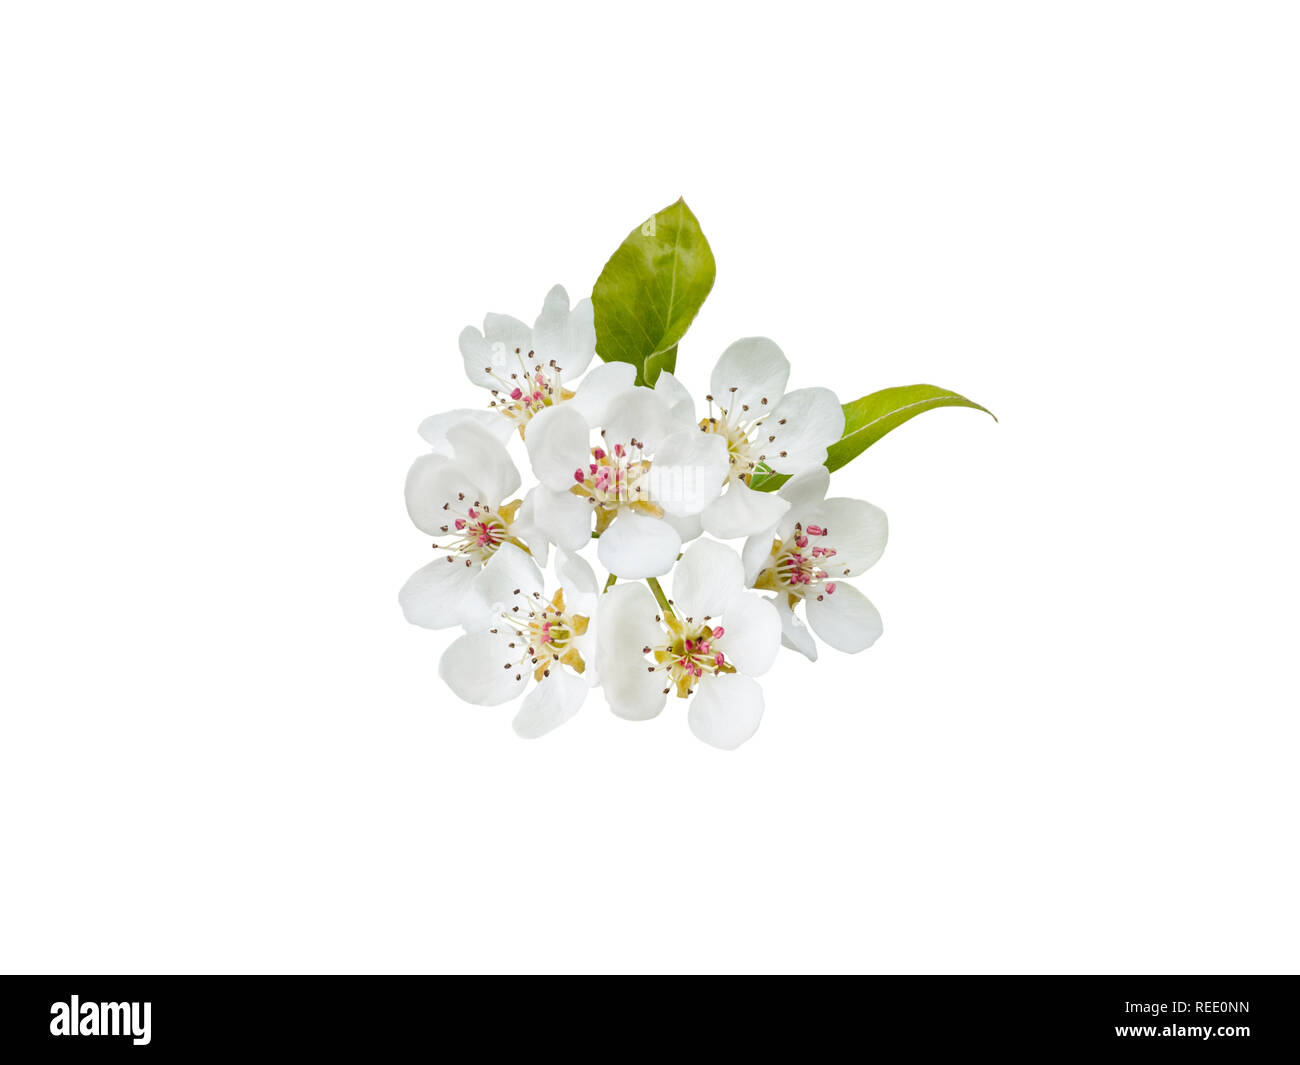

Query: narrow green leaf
[[592, 198, 715, 385], [750, 384, 995, 491], [829, 385, 995, 469]]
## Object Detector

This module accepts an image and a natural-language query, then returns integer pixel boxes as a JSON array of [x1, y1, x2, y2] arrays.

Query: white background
[[2, 2, 1297, 974]]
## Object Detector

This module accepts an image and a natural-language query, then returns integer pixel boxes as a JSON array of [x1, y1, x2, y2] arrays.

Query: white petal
[[533, 286, 596, 382], [716, 592, 780, 676], [458, 326, 498, 389], [597, 513, 681, 578], [701, 482, 791, 540], [462, 593, 494, 632], [710, 337, 790, 414], [524, 403, 591, 491], [604, 387, 676, 450], [481, 312, 534, 366], [741, 529, 776, 586], [764, 387, 844, 474], [572, 624, 599, 689], [809, 498, 889, 576], [565, 558, 600, 685], [778, 465, 830, 509], [398, 556, 480, 629], [804, 582, 883, 653], [654, 371, 698, 425], [512, 669, 588, 739], [510, 490, 550, 567], [529, 284, 569, 363], [663, 510, 703, 545], [649, 429, 729, 517], [417, 408, 512, 454], [439, 629, 529, 705], [597, 583, 667, 721], [670, 539, 743, 620], [688, 674, 764, 750], [472, 542, 544, 621], [567, 361, 636, 425], [596, 581, 660, 651], [556, 547, 598, 597], [565, 298, 597, 376], [404, 454, 482, 536], [775, 597, 818, 662], [525, 485, 592, 552], [446, 420, 520, 504]]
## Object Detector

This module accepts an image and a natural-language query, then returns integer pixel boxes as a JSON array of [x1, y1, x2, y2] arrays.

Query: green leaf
[[643, 345, 677, 386], [750, 384, 995, 491], [592, 198, 715, 386]]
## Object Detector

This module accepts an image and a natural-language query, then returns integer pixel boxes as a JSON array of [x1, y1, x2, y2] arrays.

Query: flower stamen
[[490, 587, 589, 682], [641, 613, 736, 698], [432, 498, 525, 565], [570, 437, 663, 532], [753, 521, 842, 602], [699, 390, 774, 485], [485, 352, 574, 433]]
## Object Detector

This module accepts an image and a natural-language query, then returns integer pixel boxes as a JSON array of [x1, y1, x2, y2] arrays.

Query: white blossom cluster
[[401, 286, 887, 749]]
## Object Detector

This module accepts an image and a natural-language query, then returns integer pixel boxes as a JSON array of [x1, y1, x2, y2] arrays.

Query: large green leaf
[[592, 199, 715, 385], [750, 384, 995, 491]]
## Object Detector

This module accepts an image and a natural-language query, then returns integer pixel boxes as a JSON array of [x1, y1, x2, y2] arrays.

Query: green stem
[[645, 576, 675, 618], [603, 574, 617, 593]]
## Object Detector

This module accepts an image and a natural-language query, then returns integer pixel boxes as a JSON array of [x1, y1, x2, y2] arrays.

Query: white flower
[[597, 540, 781, 749], [683, 337, 844, 540], [421, 284, 622, 447], [399, 421, 529, 630], [440, 543, 598, 739], [741, 467, 888, 660], [523, 384, 728, 578]]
